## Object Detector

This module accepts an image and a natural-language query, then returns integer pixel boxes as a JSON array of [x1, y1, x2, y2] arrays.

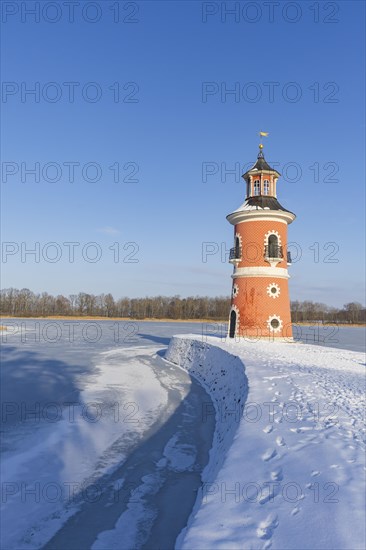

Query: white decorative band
[[227, 210, 295, 225], [232, 266, 290, 279], [237, 216, 286, 224]]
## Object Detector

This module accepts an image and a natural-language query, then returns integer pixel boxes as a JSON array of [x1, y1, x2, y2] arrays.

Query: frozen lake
[[0, 319, 365, 549], [197, 321, 365, 353], [1, 320, 216, 549], [1, 318, 365, 354]]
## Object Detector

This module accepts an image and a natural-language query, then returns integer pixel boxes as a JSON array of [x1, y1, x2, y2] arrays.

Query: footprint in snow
[[262, 448, 277, 462], [291, 506, 300, 516], [271, 467, 283, 481], [258, 483, 280, 504], [276, 436, 286, 447], [256, 513, 279, 540], [263, 425, 274, 434], [311, 470, 320, 477], [290, 427, 307, 433]]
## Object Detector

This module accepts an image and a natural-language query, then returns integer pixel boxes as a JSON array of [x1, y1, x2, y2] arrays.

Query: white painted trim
[[234, 232, 243, 249], [232, 283, 239, 298], [267, 282, 281, 298], [264, 230, 283, 267], [232, 267, 289, 279], [227, 210, 295, 226], [235, 217, 286, 224], [228, 305, 240, 338], [267, 315, 283, 333], [264, 229, 282, 246], [233, 336, 294, 342]]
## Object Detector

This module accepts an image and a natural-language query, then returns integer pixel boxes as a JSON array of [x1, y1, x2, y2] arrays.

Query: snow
[[166, 337, 248, 481], [89, 354, 215, 550], [232, 201, 272, 212], [91, 471, 163, 550], [162, 434, 197, 472], [1, 322, 216, 549], [1, 344, 168, 549], [1, 320, 365, 549], [166, 335, 366, 550]]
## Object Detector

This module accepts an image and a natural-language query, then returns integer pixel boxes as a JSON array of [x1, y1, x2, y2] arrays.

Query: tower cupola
[[242, 144, 281, 199]]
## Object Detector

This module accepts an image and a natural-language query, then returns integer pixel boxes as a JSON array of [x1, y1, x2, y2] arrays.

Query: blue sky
[[1, 0, 365, 307]]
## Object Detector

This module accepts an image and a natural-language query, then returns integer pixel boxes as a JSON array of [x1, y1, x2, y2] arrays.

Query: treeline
[[290, 300, 365, 324], [0, 288, 230, 320], [0, 288, 365, 324]]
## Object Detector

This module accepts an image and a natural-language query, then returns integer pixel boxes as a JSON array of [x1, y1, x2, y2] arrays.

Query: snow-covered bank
[[166, 335, 366, 550], [165, 337, 248, 478], [165, 337, 248, 548]]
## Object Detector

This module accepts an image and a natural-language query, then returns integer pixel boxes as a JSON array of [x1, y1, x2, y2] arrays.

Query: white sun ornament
[[267, 315, 283, 333], [267, 282, 280, 298], [232, 283, 239, 298]]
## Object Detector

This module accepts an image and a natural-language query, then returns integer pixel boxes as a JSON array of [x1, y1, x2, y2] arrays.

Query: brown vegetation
[[0, 289, 365, 325]]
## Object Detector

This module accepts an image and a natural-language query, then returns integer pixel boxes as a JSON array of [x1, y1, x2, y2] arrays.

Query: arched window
[[263, 180, 270, 195], [235, 236, 240, 251], [268, 234, 279, 258], [229, 310, 237, 338], [234, 236, 241, 259], [254, 180, 260, 196]]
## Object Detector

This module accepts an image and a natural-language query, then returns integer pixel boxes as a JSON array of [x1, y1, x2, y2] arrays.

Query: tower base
[[227, 334, 295, 343]]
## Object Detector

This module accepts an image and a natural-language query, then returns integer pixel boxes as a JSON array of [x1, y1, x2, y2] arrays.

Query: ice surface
[[1, 343, 168, 549], [0, 321, 215, 549]]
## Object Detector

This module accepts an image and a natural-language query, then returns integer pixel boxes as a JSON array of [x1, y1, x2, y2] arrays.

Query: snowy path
[[1, 333, 215, 549], [174, 337, 366, 550]]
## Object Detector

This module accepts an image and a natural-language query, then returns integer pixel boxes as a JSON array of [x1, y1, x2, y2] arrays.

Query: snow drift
[[165, 336, 248, 479], [165, 336, 249, 547], [166, 335, 366, 550]]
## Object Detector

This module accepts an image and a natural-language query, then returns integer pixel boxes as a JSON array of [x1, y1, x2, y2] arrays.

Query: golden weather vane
[[258, 131, 269, 150]]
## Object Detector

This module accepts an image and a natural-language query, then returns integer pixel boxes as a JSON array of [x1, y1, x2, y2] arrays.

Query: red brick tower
[[227, 141, 296, 340]]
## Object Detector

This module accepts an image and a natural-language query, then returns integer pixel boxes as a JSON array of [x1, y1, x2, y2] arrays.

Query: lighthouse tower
[[227, 141, 296, 340]]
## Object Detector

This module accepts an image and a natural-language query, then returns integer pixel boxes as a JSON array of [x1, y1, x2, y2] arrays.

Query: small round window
[[270, 287, 277, 294], [267, 315, 283, 333]]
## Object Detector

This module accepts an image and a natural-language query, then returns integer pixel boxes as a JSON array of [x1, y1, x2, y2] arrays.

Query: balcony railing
[[229, 245, 291, 265], [264, 244, 283, 261], [229, 247, 242, 262]]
